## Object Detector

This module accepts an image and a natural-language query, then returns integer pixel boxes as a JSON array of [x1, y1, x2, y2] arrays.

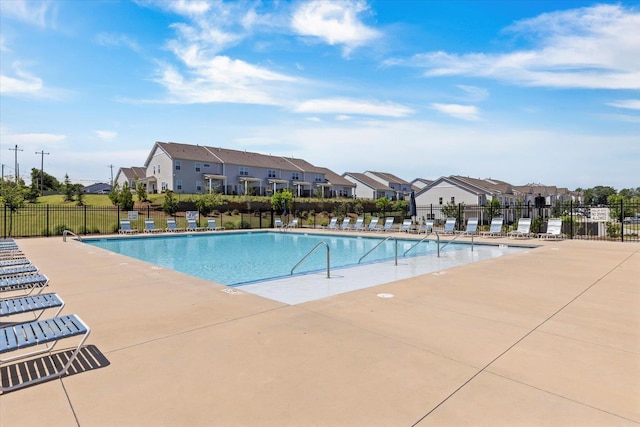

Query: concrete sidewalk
[[1, 235, 638, 426]]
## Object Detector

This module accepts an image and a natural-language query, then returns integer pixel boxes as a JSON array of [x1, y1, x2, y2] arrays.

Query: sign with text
[[186, 211, 199, 221], [590, 208, 610, 222], [127, 211, 139, 220]]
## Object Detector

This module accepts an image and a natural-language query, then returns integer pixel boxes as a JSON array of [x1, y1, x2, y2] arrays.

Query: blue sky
[[1, 0, 638, 191]]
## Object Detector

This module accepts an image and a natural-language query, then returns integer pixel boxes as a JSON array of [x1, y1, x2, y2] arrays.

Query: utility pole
[[108, 164, 114, 186], [35, 150, 50, 194], [9, 145, 23, 183]]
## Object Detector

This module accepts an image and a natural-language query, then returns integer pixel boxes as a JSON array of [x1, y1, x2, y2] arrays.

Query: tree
[[136, 182, 148, 203], [29, 168, 60, 193], [108, 183, 120, 206], [162, 190, 179, 215], [375, 197, 391, 215], [392, 199, 409, 217], [441, 201, 465, 224], [271, 190, 293, 214], [583, 186, 616, 205], [484, 198, 502, 218], [63, 174, 75, 202], [195, 191, 221, 216], [119, 182, 134, 211]]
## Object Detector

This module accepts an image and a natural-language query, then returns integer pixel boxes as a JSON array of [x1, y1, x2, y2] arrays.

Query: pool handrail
[[63, 229, 82, 242], [436, 232, 473, 256], [358, 236, 398, 265], [403, 232, 436, 257], [290, 241, 330, 278]]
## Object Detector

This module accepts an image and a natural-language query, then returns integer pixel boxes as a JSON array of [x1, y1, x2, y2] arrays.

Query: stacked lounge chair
[[0, 238, 92, 392]]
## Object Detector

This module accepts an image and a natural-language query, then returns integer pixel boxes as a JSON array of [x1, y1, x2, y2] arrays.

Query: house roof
[[147, 141, 326, 174], [343, 172, 393, 191], [317, 168, 356, 187], [366, 171, 411, 186], [117, 167, 147, 181]]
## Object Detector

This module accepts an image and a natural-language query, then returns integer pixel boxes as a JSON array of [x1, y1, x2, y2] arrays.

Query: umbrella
[[409, 191, 417, 219], [282, 200, 288, 216]]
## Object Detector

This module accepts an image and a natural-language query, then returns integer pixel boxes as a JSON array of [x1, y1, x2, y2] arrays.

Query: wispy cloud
[[389, 4, 640, 90], [0, 0, 56, 28], [607, 99, 640, 110], [0, 63, 43, 95], [0, 131, 66, 148], [94, 33, 141, 52], [456, 85, 489, 102], [94, 130, 118, 142], [291, 0, 381, 57], [294, 98, 413, 118], [430, 103, 479, 121]]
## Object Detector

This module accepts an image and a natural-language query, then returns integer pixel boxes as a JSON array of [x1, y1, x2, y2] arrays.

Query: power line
[[35, 150, 50, 194], [8, 145, 23, 183]]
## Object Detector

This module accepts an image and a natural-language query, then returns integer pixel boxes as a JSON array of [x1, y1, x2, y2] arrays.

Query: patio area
[[1, 233, 638, 426]]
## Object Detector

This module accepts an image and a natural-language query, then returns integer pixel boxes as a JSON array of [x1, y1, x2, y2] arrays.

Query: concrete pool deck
[[1, 232, 638, 426]]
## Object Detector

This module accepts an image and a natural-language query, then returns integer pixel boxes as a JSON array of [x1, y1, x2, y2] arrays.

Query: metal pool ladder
[[290, 242, 331, 278]]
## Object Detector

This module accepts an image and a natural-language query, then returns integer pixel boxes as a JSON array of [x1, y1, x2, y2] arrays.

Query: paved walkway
[[1, 234, 638, 426]]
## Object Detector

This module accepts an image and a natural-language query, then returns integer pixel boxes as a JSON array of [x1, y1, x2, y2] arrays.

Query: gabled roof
[[343, 172, 393, 191], [450, 176, 513, 195], [365, 171, 411, 186], [411, 178, 433, 187], [118, 167, 147, 181], [146, 141, 326, 174], [317, 168, 356, 187]]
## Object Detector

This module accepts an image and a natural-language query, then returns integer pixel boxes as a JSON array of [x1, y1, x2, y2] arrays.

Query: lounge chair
[[0, 258, 31, 268], [442, 218, 457, 234], [0, 314, 91, 392], [0, 265, 39, 278], [187, 219, 205, 232], [417, 220, 434, 234], [285, 218, 299, 229], [0, 251, 25, 261], [457, 217, 478, 236], [274, 218, 284, 229], [400, 219, 412, 232], [206, 218, 225, 231], [325, 217, 338, 230], [509, 218, 533, 239], [381, 217, 395, 232], [118, 219, 138, 234], [143, 219, 162, 233], [350, 217, 364, 231], [538, 218, 566, 240], [366, 217, 380, 231], [480, 218, 504, 237], [165, 218, 185, 232], [339, 218, 351, 231], [0, 273, 49, 296], [0, 293, 65, 322]]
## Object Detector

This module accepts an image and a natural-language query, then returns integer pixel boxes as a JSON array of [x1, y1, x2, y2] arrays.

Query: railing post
[[620, 199, 625, 242], [46, 204, 50, 237]]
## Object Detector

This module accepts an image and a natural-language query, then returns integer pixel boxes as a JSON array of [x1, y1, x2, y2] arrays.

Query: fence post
[[569, 200, 574, 239], [46, 204, 50, 237], [620, 199, 625, 242], [84, 204, 87, 235]]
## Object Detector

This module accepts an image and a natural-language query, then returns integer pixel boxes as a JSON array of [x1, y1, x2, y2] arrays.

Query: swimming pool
[[83, 231, 508, 286]]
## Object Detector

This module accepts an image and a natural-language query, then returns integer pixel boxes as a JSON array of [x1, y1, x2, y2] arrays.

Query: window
[[315, 174, 323, 182], [268, 169, 276, 178], [292, 172, 299, 180], [196, 181, 202, 192], [451, 197, 455, 203], [203, 163, 210, 168], [176, 180, 183, 191], [239, 166, 249, 176], [161, 181, 168, 191], [157, 164, 160, 173], [175, 160, 181, 171], [439, 197, 443, 205], [153, 166, 156, 175], [195, 162, 201, 172]]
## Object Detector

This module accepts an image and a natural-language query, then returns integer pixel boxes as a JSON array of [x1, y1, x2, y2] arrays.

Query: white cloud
[[291, 0, 381, 56], [456, 85, 489, 101], [0, 132, 66, 151], [0, 66, 43, 94], [0, 0, 56, 28], [392, 4, 640, 90], [294, 98, 413, 118], [607, 99, 640, 110], [94, 130, 118, 141], [430, 103, 479, 121], [94, 33, 141, 52]]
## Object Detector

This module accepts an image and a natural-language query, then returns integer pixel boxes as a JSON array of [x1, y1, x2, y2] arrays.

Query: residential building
[[364, 171, 413, 199], [82, 182, 112, 194], [114, 167, 147, 190], [136, 141, 351, 197]]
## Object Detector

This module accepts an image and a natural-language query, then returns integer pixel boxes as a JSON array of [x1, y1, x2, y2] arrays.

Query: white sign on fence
[[127, 211, 138, 220], [590, 207, 610, 222], [186, 211, 199, 220]]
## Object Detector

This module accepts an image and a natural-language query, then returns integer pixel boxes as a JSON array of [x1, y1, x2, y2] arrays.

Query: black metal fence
[[3, 201, 639, 242]]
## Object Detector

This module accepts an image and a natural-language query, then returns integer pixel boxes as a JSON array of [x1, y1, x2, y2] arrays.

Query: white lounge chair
[[285, 218, 299, 229], [339, 218, 351, 231], [418, 220, 434, 234], [381, 217, 395, 232], [350, 217, 365, 231], [274, 218, 284, 229], [325, 217, 338, 230], [400, 219, 412, 232], [480, 218, 504, 237], [509, 218, 533, 239], [0, 293, 65, 322], [538, 218, 565, 240], [366, 217, 380, 231], [457, 218, 478, 236], [442, 218, 457, 234]]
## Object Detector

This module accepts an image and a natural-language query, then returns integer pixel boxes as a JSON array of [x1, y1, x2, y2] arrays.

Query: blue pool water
[[83, 231, 466, 286]]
